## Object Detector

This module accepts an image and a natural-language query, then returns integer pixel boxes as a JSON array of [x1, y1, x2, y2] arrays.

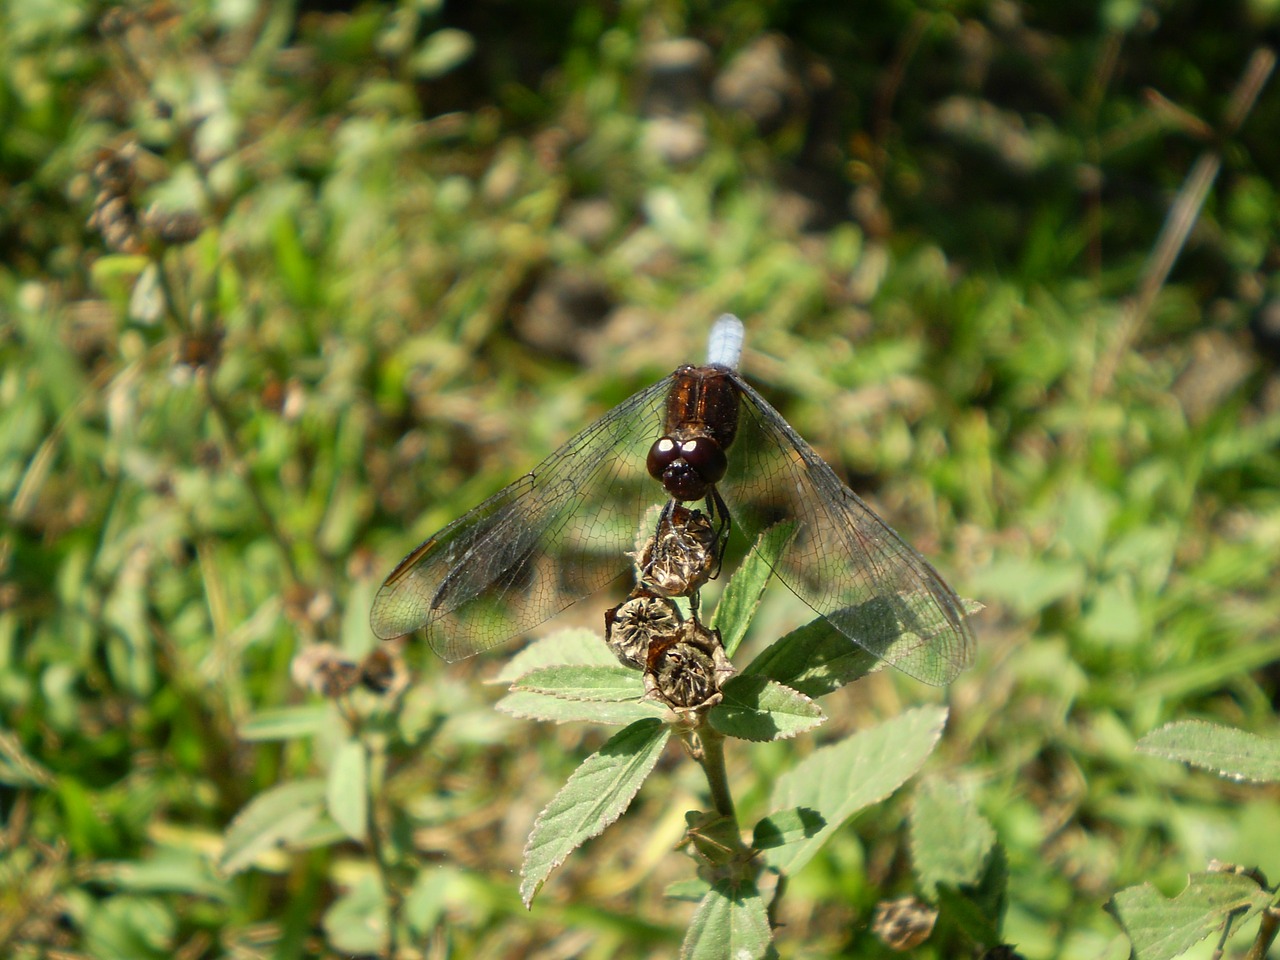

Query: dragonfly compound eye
[[678, 437, 727, 484], [646, 435, 726, 501]]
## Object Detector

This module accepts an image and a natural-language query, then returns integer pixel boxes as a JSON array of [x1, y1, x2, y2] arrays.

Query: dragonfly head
[[646, 434, 727, 501]]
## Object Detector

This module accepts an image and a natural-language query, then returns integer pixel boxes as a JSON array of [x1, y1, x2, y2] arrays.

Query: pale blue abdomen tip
[[706, 314, 744, 370]]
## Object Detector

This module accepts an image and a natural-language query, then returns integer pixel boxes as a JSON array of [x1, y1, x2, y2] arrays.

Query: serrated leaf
[[488, 629, 619, 685], [752, 807, 825, 849], [936, 883, 1000, 946], [496, 690, 668, 725], [711, 522, 796, 658], [327, 739, 368, 841], [513, 664, 646, 702], [521, 718, 670, 906], [1110, 871, 1273, 960], [766, 706, 948, 875], [1136, 721, 1280, 783], [741, 618, 880, 698], [708, 675, 824, 742], [238, 705, 330, 741], [932, 842, 1008, 943], [682, 878, 772, 960], [220, 779, 326, 874], [910, 775, 996, 897]]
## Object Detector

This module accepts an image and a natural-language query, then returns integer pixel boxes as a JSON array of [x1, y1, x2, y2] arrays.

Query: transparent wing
[[720, 375, 973, 685], [370, 375, 676, 661]]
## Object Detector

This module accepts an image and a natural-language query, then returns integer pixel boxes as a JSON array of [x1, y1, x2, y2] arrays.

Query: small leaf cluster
[[1108, 723, 1280, 960]]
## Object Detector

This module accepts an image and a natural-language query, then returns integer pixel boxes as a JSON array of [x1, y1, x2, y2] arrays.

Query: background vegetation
[[2, 0, 1279, 957]]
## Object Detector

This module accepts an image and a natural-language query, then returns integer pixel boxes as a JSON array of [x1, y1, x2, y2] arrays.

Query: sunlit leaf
[[238, 705, 330, 741], [682, 878, 772, 960], [411, 28, 475, 78], [708, 675, 824, 741], [513, 664, 646, 702], [521, 718, 670, 906], [496, 689, 668, 725], [752, 807, 825, 849], [910, 775, 996, 897], [1136, 721, 1280, 783], [488, 629, 619, 685], [327, 739, 368, 841], [220, 779, 326, 874], [1111, 871, 1273, 960], [711, 521, 795, 658], [767, 706, 947, 874], [322, 873, 388, 955], [740, 618, 878, 698]]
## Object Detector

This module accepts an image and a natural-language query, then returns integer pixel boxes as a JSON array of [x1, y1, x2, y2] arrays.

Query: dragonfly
[[370, 314, 973, 685]]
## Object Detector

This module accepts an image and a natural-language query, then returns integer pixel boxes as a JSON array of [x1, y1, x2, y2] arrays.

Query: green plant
[[1110, 722, 1280, 960], [221, 518, 999, 958]]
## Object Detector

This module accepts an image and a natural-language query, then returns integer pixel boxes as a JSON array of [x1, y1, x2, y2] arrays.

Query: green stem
[[1243, 908, 1279, 960], [364, 733, 401, 957], [697, 726, 736, 822]]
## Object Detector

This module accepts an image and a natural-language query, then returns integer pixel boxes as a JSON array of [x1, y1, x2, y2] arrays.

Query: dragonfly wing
[[720, 375, 973, 685], [371, 375, 676, 661]]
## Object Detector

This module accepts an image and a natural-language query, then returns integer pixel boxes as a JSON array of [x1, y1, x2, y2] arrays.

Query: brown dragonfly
[[371, 315, 972, 685]]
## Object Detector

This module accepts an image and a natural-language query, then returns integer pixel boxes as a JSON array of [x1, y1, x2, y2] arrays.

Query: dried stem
[[1092, 47, 1275, 397]]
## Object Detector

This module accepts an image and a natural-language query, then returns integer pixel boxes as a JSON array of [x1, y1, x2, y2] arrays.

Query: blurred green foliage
[[2, 0, 1279, 957]]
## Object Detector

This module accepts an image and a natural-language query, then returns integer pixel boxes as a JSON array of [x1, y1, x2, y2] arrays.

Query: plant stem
[[1244, 908, 1279, 960], [364, 733, 401, 957], [697, 726, 737, 822]]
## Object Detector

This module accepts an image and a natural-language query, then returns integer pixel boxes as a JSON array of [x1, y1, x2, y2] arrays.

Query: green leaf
[[238, 705, 330, 741], [741, 618, 879, 698], [322, 873, 389, 955], [1110, 871, 1273, 960], [711, 521, 796, 658], [327, 739, 368, 841], [681, 878, 772, 960], [708, 675, 824, 742], [752, 808, 825, 849], [488, 629, 619, 685], [521, 718, 671, 906], [910, 775, 997, 897], [82, 894, 176, 960], [96, 849, 230, 901], [1136, 721, 1280, 783], [666, 878, 711, 902], [766, 706, 948, 875], [934, 844, 1008, 945], [513, 664, 646, 702], [220, 779, 327, 874], [0, 728, 55, 787], [411, 28, 475, 78], [496, 690, 669, 725]]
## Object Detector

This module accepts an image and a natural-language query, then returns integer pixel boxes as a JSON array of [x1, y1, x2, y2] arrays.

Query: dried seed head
[[644, 618, 733, 710], [605, 592, 681, 668], [871, 896, 937, 952], [143, 205, 205, 245], [635, 503, 719, 597], [291, 643, 360, 698], [88, 193, 143, 254], [176, 329, 224, 371], [359, 645, 408, 696]]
